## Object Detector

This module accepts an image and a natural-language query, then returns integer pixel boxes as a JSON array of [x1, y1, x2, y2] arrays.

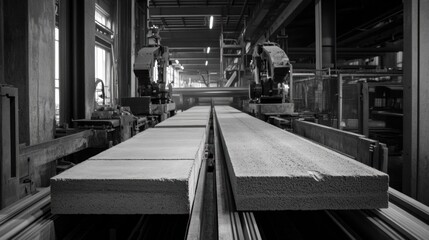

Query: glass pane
[[94, 45, 112, 106], [55, 41, 59, 80]]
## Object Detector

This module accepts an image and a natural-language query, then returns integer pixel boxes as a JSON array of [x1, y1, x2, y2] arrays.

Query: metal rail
[[214, 109, 262, 240]]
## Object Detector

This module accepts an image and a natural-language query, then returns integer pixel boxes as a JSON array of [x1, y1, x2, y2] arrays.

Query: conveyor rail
[[1, 106, 429, 240]]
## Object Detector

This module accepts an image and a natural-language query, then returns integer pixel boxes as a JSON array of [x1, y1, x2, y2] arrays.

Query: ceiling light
[[207, 47, 211, 54], [205, 60, 208, 66], [180, 65, 184, 70], [209, 16, 213, 29], [175, 59, 179, 64]]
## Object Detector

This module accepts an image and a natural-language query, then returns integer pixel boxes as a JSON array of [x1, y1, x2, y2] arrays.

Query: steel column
[[403, 0, 429, 204], [315, 0, 336, 69], [118, 0, 133, 99], [0, 0, 4, 85], [59, 0, 73, 125]]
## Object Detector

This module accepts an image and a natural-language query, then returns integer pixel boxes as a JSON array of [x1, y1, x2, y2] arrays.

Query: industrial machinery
[[247, 42, 295, 121], [133, 26, 172, 104], [73, 106, 137, 147], [249, 42, 292, 104], [122, 26, 175, 122]]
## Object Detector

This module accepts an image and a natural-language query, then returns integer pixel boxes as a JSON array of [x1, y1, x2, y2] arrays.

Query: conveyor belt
[[1, 106, 428, 240]]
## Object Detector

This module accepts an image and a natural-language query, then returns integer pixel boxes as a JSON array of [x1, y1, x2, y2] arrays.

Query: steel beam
[[243, 0, 273, 40], [160, 30, 221, 40], [19, 130, 93, 181], [118, 0, 133, 98], [286, 47, 402, 54], [257, 0, 311, 43], [170, 52, 219, 59], [315, 0, 336, 69], [403, 0, 429, 205], [171, 58, 219, 61], [0, 0, 4, 85], [170, 47, 220, 51], [149, 6, 244, 17], [161, 40, 219, 48]]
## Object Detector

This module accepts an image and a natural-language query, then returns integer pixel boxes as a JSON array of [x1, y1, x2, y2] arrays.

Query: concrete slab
[[51, 127, 208, 214], [173, 112, 210, 119], [155, 119, 209, 128], [51, 160, 198, 214], [183, 106, 211, 114], [90, 128, 206, 160], [215, 106, 389, 210]]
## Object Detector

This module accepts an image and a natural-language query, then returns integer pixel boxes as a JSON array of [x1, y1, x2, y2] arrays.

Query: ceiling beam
[[257, 0, 312, 43], [160, 29, 221, 40], [162, 40, 219, 48], [181, 61, 220, 65], [243, 0, 273, 40], [149, 6, 245, 17], [235, 0, 248, 31], [170, 52, 219, 59], [171, 58, 219, 61], [169, 47, 220, 51], [286, 47, 403, 54]]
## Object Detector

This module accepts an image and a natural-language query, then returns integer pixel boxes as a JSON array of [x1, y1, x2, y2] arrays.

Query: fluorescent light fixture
[[209, 16, 213, 29], [175, 59, 179, 64], [180, 65, 184, 70], [207, 47, 211, 54], [205, 60, 208, 66]]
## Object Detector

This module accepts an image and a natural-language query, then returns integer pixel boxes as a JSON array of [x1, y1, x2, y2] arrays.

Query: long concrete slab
[[155, 106, 211, 128], [215, 105, 389, 210], [156, 119, 209, 128], [173, 113, 210, 120], [51, 160, 197, 214], [90, 128, 205, 160], [51, 127, 207, 214], [185, 106, 211, 112]]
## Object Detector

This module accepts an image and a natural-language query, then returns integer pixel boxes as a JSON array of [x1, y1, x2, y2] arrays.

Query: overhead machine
[[122, 26, 175, 122], [248, 42, 295, 119]]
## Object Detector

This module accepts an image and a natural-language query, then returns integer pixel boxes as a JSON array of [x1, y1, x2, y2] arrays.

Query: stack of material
[[215, 105, 389, 211], [51, 127, 206, 214]]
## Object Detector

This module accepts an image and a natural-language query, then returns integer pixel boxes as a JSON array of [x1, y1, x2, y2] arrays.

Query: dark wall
[[4, 0, 55, 145]]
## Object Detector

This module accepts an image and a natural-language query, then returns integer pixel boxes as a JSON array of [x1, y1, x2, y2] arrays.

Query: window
[[95, 45, 112, 106], [95, 6, 111, 29], [396, 51, 403, 69], [94, 5, 113, 107]]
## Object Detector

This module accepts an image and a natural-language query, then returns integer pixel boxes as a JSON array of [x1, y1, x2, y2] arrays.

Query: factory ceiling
[[145, 0, 295, 73], [143, 0, 404, 73]]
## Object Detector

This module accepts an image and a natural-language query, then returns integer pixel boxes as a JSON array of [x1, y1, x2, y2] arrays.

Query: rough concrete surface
[[172, 113, 210, 120], [215, 106, 389, 210], [51, 160, 198, 214], [90, 128, 206, 160], [51, 126, 207, 214], [156, 119, 209, 128]]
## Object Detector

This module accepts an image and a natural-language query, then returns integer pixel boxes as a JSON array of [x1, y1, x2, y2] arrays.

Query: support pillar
[[118, 0, 133, 99], [0, 0, 4, 85], [403, 0, 429, 204], [315, 0, 336, 69], [4, 0, 55, 145], [59, 0, 95, 124]]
